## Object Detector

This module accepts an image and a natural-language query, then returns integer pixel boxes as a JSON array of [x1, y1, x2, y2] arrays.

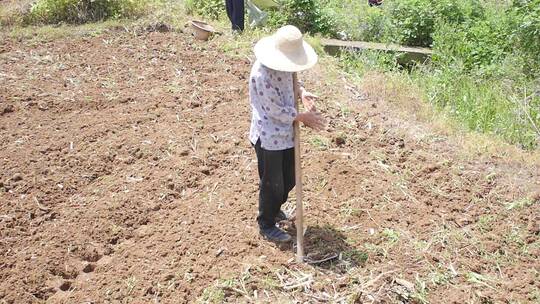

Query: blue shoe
[[260, 226, 292, 243], [275, 210, 289, 222]]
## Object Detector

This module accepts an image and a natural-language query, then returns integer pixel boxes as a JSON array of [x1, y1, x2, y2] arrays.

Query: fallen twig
[[33, 197, 50, 212], [305, 253, 339, 265]]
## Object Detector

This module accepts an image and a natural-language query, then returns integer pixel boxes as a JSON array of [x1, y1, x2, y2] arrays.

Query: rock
[[333, 136, 346, 146], [397, 139, 405, 148], [200, 166, 210, 175], [82, 263, 96, 273], [12, 173, 22, 182], [189, 100, 201, 108], [59, 281, 72, 291], [145, 286, 155, 295], [37, 101, 49, 110], [1, 105, 14, 115], [423, 164, 440, 174], [163, 274, 174, 281], [395, 278, 415, 292]]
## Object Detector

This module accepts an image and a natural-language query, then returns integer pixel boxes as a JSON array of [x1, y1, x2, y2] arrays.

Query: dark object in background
[[225, 0, 245, 32], [369, 0, 383, 6]]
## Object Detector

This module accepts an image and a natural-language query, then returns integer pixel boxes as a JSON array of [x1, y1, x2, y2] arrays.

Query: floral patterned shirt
[[249, 60, 297, 151]]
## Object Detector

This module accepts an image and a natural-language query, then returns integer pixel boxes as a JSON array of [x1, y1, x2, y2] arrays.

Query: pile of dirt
[[1, 29, 538, 303]]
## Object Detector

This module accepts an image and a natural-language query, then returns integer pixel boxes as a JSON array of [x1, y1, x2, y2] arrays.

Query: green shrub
[[356, 6, 390, 42], [323, 0, 391, 41], [267, 0, 336, 36], [385, 0, 484, 47], [24, 0, 147, 24], [432, 17, 511, 73], [385, 0, 437, 47], [185, 0, 224, 20], [510, 0, 540, 73], [432, 2, 539, 77]]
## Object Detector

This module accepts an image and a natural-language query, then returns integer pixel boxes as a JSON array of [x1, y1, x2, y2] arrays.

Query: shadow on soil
[[283, 224, 368, 272]]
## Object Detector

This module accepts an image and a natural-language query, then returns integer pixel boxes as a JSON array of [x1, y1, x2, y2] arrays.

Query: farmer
[[225, 0, 244, 32], [249, 25, 326, 242]]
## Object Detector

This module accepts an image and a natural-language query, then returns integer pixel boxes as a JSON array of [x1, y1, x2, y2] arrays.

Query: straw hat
[[254, 25, 318, 72]]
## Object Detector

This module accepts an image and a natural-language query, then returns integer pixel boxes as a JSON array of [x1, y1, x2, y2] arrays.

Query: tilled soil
[[1, 29, 539, 303]]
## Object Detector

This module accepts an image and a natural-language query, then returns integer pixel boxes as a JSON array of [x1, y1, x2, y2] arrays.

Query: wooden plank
[[320, 38, 433, 55]]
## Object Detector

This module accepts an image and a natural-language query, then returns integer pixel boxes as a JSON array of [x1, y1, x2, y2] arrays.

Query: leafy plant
[[24, 0, 147, 24], [267, 0, 336, 36], [185, 0, 224, 20], [386, 0, 438, 47]]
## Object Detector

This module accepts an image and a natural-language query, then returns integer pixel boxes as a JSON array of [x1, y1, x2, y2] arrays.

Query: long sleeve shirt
[[248, 60, 297, 151]]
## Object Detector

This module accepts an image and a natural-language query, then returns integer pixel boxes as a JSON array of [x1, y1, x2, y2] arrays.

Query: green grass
[[413, 67, 540, 150], [23, 0, 155, 25], [505, 197, 536, 210], [342, 249, 369, 265], [382, 228, 400, 244]]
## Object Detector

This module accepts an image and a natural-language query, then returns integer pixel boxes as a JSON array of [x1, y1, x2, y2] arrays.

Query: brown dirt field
[[1, 28, 539, 303]]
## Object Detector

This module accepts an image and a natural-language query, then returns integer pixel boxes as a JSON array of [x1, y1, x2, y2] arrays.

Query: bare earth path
[[1, 29, 539, 303]]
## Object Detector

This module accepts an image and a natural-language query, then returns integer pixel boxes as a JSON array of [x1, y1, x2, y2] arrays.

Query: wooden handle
[[292, 72, 304, 262]]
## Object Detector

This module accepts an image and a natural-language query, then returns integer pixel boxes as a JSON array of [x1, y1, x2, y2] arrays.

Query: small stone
[[12, 173, 22, 182], [180, 149, 189, 156], [189, 100, 201, 108], [163, 274, 174, 281], [333, 136, 346, 146], [1, 105, 14, 115], [145, 286, 155, 295], [59, 281, 72, 291], [200, 166, 210, 175], [82, 263, 96, 273], [395, 278, 415, 292], [37, 101, 49, 110]]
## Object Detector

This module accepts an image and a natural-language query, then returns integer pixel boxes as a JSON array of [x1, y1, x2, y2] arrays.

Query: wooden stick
[[292, 72, 304, 262]]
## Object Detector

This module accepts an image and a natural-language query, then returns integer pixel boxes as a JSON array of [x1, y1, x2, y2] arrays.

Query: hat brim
[[254, 36, 318, 72]]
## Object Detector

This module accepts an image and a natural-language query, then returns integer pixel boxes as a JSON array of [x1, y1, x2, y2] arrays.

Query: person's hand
[[296, 112, 326, 131], [301, 88, 318, 112]]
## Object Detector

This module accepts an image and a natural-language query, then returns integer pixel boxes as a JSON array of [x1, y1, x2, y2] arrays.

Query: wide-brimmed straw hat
[[254, 25, 318, 72]]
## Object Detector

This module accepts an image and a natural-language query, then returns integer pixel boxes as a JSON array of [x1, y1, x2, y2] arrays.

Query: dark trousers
[[225, 0, 244, 31], [253, 139, 295, 229]]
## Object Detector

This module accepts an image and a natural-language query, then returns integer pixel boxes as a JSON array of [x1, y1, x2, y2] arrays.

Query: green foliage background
[[25, 0, 149, 24]]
